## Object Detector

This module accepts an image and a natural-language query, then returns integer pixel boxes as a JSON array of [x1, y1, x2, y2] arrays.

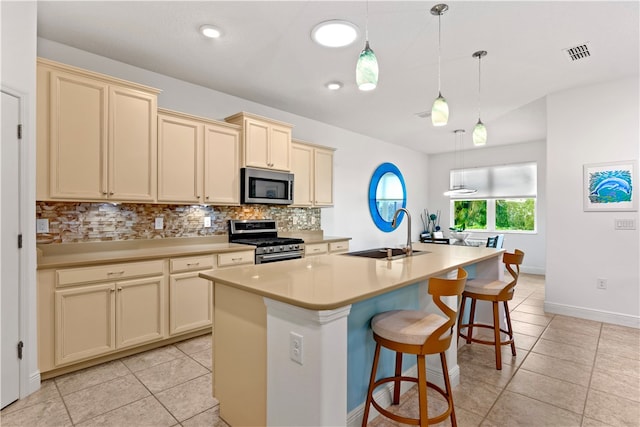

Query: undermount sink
[[344, 247, 429, 260]]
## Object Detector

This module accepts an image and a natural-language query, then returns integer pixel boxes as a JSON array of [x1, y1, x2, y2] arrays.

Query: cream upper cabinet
[[291, 143, 314, 207], [37, 58, 159, 202], [225, 112, 292, 171], [157, 111, 203, 203], [158, 109, 241, 205], [204, 123, 241, 204], [291, 140, 335, 207]]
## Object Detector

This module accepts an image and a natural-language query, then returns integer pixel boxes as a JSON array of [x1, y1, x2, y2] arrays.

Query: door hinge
[[17, 124, 22, 139], [18, 234, 23, 249], [18, 341, 23, 360]]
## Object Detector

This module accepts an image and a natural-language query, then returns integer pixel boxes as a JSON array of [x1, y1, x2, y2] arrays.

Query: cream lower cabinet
[[37, 58, 159, 202], [169, 255, 215, 335], [158, 109, 241, 205], [55, 275, 165, 366], [304, 240, 349, 257], [291, 140, 335, 207]]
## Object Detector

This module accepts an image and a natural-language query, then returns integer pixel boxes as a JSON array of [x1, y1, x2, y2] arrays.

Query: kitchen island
[[200, 243, 505, 426]]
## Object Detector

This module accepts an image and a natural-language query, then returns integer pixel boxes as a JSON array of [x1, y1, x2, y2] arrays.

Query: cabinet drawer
[[57, 260, 163, 287], [329, 241, 349, 253], [305, 243, 328, 256], [217, 251, 255, 268], [170, 255, 215, 273]]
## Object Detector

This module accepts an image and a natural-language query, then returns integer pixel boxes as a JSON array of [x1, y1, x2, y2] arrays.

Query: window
[[450, 163, 537, 233]]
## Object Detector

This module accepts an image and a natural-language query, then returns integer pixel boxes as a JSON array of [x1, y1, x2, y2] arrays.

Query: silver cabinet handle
[[107, 270, 125, 276], [186, 262, 200, 266]]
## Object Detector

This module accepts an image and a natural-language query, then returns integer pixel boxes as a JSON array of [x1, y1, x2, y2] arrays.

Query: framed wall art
[[583, 160, 637, 211]]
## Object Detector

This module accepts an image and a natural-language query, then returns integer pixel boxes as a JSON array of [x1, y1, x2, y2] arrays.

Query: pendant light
[[356, 0, 378, 91], [472, 50, 488, 146], [444, 129, 477, 196], [430, 4, 449, 126]]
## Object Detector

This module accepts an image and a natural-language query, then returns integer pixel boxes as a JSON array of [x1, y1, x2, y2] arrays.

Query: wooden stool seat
[[362, 268, 468, 427], [457, 249, 525, 370]]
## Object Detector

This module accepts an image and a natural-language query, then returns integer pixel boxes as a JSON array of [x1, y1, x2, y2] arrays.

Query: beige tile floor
[[369, 274, 640, 427], [0, 334, 225, 427], [2, 274, 639, 426]]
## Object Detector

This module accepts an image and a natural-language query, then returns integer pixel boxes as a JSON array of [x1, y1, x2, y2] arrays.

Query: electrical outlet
[[597, 278, 607, 290], [154, 217, 164, 230], [204, 216, 212, 228], [289, 332, 303, 365], [36, 218, 49, 233]]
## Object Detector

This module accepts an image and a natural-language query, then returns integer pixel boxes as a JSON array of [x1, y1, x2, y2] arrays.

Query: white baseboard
[[544, 302, 640, 329], [23, 370, 41, 398], [347, 363, 460, 426], [521, 265, 545, 275]]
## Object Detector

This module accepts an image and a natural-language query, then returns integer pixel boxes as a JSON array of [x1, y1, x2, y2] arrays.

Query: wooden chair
[[362, 268, 468, 427], [457, 249, 525, 370]]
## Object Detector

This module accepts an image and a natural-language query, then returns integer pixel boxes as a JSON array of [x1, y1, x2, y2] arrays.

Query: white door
[[1, 89, 22, 409]]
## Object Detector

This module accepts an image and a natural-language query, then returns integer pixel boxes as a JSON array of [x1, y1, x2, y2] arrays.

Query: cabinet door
[[314, 148, 334, 206], [116, 276, 166, 349], [204, 124, 240, 204], [49, 70, 108, 200], [291, 143, 313, 207], [55, 283, 115, 365], [109, 86, 157, 201], [269, 124, 292, 171], [169, 272, 213, 335], [157, 113, 203, 203], [244, 118, 270, 169]]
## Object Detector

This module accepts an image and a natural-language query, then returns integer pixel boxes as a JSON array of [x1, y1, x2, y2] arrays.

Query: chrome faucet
[[391, 208, 412, 256]]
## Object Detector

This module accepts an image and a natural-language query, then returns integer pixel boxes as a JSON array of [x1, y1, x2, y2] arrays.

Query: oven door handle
[[258, 251, 303, 261]]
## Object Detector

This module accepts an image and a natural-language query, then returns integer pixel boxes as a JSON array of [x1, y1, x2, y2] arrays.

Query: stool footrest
[[369, 376, 453, 426], [459, 323, 514, 347]]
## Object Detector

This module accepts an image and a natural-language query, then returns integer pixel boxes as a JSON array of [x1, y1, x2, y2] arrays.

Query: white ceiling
[[37, 1, 639, 154]]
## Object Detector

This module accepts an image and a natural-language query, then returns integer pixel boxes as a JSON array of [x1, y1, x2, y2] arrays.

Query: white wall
[[428, 140, 547, 274], [1, 0, 40, 396], [37, 38, 430, 252], [546, 76, 639, 327]]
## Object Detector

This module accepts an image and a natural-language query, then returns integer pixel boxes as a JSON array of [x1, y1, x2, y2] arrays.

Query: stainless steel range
[[228, 219, 304, 264]]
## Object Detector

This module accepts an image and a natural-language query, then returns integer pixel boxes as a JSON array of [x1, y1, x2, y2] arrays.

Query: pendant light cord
[[437, 13, 442, 93], [365, 0, 369, 42], [477, 54, 482, 118]]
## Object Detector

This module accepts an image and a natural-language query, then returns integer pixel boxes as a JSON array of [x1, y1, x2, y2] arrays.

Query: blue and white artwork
[[584, 161, 637, 211]]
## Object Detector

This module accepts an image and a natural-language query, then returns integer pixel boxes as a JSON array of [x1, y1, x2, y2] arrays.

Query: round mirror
[[368, 163, 407, 232]]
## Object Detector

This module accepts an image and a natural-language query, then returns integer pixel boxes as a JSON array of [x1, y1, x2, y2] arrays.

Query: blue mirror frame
[[368, 163, 407, 232]]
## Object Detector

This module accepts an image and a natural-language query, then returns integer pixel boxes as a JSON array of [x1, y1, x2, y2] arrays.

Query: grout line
[[53, 379, 75, 426]]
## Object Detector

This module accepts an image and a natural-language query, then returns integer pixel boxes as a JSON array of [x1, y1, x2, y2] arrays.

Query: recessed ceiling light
[[200, 24, 222, 39], [311, 20, 359, 47], [326, 81, 343, 90]]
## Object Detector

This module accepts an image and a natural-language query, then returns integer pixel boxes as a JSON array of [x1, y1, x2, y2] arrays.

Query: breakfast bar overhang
[[200, 243, 505, 426]]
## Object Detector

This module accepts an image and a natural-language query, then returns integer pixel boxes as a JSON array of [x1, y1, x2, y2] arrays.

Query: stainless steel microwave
[[241, 168, 294, 205]]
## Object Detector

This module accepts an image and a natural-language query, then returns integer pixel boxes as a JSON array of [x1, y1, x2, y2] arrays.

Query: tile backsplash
[[36, 202, 321, 244]]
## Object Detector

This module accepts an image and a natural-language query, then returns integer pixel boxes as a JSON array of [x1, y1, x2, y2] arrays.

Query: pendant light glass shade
[[473, 119, 487, 146], [431, 93, 449, 126], [431, 4, 449, 126], [472, 50, 488, 146], [356, 41, 378, 91]]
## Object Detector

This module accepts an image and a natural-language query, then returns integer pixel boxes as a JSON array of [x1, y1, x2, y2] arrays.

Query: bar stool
[[362, 268, 468, 427], [457, 249, 524, 370]]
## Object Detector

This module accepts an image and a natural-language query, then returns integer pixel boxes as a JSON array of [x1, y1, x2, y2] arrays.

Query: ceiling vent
[[563, 43, 591, 62]]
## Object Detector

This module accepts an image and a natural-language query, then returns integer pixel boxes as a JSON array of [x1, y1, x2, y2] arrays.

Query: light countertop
[[200, 243, 503, 310], [37, 236, 255, 269]]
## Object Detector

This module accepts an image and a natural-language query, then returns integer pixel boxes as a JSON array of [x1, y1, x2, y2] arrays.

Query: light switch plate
[[155, 217, 164, 230], [614, 219, 636, 230], [36, 218, 49, 233]]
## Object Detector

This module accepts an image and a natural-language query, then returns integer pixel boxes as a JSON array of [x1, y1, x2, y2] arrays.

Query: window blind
[[450, 162, 537, 199]]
